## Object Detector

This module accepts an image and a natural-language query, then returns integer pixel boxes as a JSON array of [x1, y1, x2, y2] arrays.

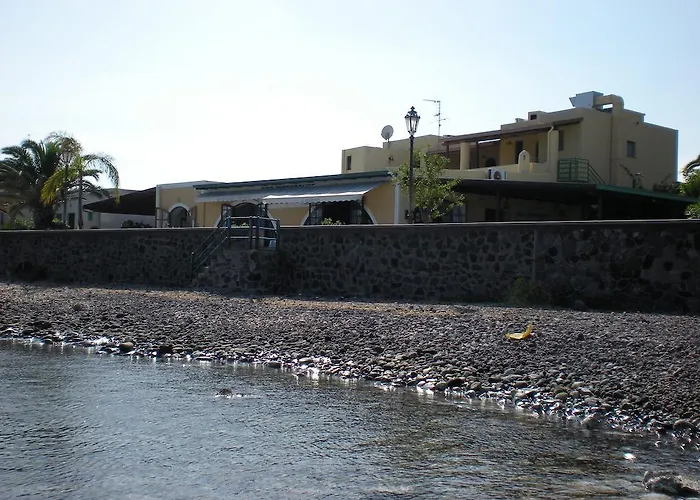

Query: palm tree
[[682, 153, 700, 177], [0, 138, 63, 228], [40, 132, 120, 229]]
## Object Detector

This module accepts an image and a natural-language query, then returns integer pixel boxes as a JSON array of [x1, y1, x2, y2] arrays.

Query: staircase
[[190, 216, 280, 292], [557, 158, 605, 184]]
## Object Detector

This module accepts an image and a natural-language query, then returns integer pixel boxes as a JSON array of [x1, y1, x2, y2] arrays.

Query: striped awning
[[196, 180, 386, 206]]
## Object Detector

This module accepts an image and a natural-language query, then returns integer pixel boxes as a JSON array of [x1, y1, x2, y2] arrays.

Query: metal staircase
[[190, 215, 280, 275]]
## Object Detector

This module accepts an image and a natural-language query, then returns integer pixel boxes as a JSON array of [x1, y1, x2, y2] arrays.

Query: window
[[558, 130, 565, 151], [345, 155, 352, 171], [87, 212, 93, 221], [68, 213, 76, 228], [534, 141, 539, 162], [449, 204, 467, 223], [304, 201, 373, 226], [626, 141, 636, 158]]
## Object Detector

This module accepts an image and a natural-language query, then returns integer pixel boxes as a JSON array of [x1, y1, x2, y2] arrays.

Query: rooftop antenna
[[423, 98, 447, 139], [381, 124, 394, 147]]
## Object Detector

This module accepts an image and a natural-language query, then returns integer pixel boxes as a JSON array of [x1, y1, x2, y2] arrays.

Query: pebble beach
[[2, 282, 700, 450]]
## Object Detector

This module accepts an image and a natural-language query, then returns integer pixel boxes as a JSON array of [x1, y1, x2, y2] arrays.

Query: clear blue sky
[[1, 0, 698, 190]]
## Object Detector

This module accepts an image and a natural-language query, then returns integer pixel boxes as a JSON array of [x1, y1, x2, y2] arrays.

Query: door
[[514, 140, 524, 164], [220, 204, 234, 227]]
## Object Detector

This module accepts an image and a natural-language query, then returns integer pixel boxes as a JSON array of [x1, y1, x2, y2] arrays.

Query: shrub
[[47, 218, 70, 230], [121, 220, 153, 228], [1, 219, 33, 231], [321, 218, 344, 226]]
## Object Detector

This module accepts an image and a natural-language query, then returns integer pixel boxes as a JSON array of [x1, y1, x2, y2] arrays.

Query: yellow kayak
[[505, 323, 533, 340]]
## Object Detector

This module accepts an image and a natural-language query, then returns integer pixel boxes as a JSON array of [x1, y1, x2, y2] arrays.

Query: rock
[[581, 414, 603, 429], [29, 320, 52, 331], [673, 419, 697, 433], [469, 381, 483, 392], [157, 344, 174, 357], [446, 377, 465, 388], [118, 341, 135, 353], [515, 389, 538, 400], [555, 392, 569, 401], [266, 361, 282, 369], [643, 471, 700, 497], [298, 357, 314, 365], [434, 381, 449, 391]]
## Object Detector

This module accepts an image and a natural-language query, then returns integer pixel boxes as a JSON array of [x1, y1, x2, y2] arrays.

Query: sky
[[1, 0, 698, 190]]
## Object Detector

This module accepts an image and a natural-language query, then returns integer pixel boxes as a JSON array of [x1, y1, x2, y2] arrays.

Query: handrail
[[557, 158, 605, 184], [191, 215, 280, 274]]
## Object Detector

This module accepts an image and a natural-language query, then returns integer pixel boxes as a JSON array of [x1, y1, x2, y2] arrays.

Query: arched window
[[168, 206, 190, 227]]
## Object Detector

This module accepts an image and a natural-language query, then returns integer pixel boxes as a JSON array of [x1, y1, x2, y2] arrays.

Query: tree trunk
[[77, 176, 83, 229], [33, 205, 56, 230]]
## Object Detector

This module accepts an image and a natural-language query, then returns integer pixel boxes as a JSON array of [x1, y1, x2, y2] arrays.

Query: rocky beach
[[2, 282, 700, 450]]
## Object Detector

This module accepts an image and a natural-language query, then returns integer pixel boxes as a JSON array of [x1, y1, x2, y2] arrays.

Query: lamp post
[[405, 106, 420, 223]]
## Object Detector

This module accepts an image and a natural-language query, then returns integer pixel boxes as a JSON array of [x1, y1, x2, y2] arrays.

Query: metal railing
[[557, 158, 605, 184], [190, 215, 280, 274]]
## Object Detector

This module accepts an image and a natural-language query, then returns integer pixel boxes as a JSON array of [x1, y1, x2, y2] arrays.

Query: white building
[[59, 189, 154, 229]]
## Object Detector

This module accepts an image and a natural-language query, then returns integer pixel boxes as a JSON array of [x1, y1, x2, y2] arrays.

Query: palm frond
[[682, 154, 700, 178], [1, 133, 120, 224]]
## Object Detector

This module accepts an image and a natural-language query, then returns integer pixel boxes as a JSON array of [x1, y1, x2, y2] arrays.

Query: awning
[[196, 180, 386, 206], [83, 188, 157, 216]]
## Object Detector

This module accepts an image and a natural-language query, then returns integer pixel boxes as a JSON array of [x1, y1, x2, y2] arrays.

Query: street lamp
[[405, 106, 420, 223]]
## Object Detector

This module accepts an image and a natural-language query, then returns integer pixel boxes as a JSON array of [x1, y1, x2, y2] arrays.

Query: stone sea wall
[[277, 220, 700, 312], [0, 228, 211, 286], [1, 220, 699, 313]]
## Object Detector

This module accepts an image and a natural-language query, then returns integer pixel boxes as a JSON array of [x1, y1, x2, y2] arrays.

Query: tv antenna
[[423, 99, 447, 139]]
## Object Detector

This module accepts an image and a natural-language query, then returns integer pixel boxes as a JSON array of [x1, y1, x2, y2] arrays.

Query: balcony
[[557, 158, 605, 184]]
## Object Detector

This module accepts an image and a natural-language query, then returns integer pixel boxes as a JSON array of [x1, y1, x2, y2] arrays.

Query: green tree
[[0, 138, 63, 228], [40, 132, 120, 229], [0, 133, 119, 229], [393, 150, 465, 222], [681, 172, 700, 219], [680, 171, 700, 199], [679, 154, 700, 219], [681, 153, 700, 177]]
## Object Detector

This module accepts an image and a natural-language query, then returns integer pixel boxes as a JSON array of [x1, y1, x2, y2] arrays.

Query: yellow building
[[345, 91, 678, 188], [190, 170, 397, 227], [338, 90, 687, 222], [88, 91, 694, 226]]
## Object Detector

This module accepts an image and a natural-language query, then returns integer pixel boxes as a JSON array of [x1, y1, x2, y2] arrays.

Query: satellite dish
[[381, 125, 394, 142]]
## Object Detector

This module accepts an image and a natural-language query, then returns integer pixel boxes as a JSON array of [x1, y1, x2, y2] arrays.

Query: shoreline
[[1, 282, 699, 449]]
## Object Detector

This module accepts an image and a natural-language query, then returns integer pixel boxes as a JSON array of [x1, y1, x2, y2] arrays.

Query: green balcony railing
[[557, 158, 605, 184]]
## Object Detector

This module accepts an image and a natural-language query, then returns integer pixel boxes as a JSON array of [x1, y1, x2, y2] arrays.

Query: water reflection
[[1, 339, 699, 499]]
